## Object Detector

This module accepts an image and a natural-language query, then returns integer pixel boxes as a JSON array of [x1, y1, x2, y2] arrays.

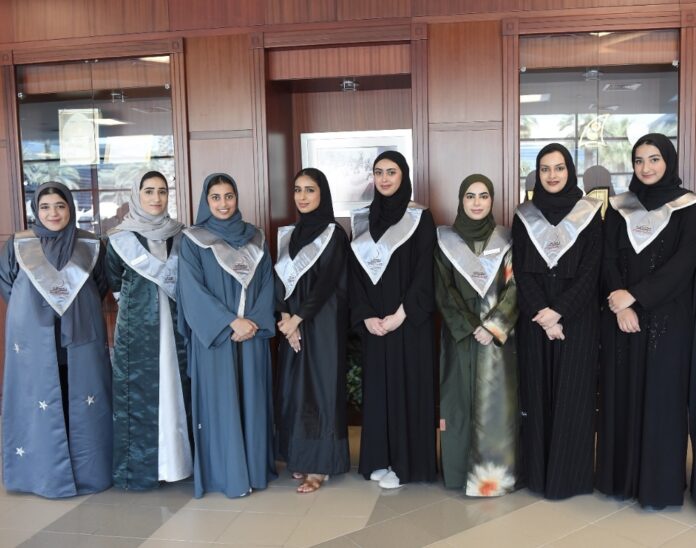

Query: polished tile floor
[[1, 428, 696, 547]]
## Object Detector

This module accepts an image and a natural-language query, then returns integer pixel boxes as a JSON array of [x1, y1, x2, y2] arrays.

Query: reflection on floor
[[1, 427, 695, 547]]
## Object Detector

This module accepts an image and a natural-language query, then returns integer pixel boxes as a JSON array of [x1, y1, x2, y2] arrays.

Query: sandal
[[292, 472, 305, 480], [296, 474, 328, 494]]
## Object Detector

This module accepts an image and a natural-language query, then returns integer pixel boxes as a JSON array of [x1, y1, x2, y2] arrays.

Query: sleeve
[[92, 241, 110, 299], [105, 239, 125, 295], [0, 236, 18, 303], [601, 206, 624, 297], [434, 246, 480, 342], [243, 245, 276, 339], [349, 249, 379, 327], [177, 236, 236, 348], [482, 247, 518, 345], [512, 216, 549, 317], [402, 209, 436, 327], [296, 231, 347, 321], [550, 213, 602, 320], [629, 206, 696, 310]]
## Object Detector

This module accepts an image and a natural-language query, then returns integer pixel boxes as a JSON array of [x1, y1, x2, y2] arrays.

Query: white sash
[[609, 191, 696, 254], [274, 224, 335, 300], [437, 225, 511, 298], [515, 197, 601, 268], [351, 205, 424, 285]]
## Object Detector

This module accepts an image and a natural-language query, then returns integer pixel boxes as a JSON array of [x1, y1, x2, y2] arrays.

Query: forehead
[[465, 182, 490, 194], [634, 143, 662, 158], [374, 159, 400, 171], [38, 193, 68, 205], [539, 150, 566, 165], [208, 181, 236, 195], [295, 175, 319, 188], [141, 176, 167, 189]]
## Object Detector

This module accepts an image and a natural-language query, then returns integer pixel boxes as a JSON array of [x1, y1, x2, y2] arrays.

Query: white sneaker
[[378, 471, 402, 489], [369, 468, 389, 481]]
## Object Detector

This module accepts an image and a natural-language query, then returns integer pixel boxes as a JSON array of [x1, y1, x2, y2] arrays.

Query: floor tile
[[216, 512, 302, 545], [376, 484, 449, 515], [659, 528, 696, 548], [18, 532, 143, 548], [656, 498, 696, 527], [140, 540, 221, 548], [594, 505, 690, 547], [348, 515, 439, 548], [545, 524, 645, 548], [313, 537, 361, 548], [306, 487, 379, 518], [243, 487, 318, 516], [44, 503, 174, 537], [183, 492, 253, 512], [365, 501, 400, 526], [87, 482, 193, 509], [0, 529, 35, 546], [538, 492, 633, 523], [400, 497, 504, 539], [0, 500, 79, 532], [149, 507, 239, 542], [285, 515, 365, 547]]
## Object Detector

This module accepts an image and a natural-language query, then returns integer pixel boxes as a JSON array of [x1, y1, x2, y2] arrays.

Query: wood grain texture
[[337, 0, 411, 20], [170, 51, 192, 225], [16, 62, 92, 94], [679, 27, 695, 190], [168, 0, 264, 31], [185, 35, 253, 132], [12, 0, 92, 42], [268, 44, 410, 80], [502, 33, 519, 226], [414, 0, 522, 17], [92, 57, 171, 89], [263, 22, 411, 48], [428, 21, 503, 124], [93, 0, 169, 36], [250, 45, 270, 234], [265, 0, 336, 25], [517, 8, 681, 34], [411, 33, 430, 206], [0, 2, 13, 44]]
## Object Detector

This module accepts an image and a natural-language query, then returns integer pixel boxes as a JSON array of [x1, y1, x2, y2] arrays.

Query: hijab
[[453, 174, 496, 250], [368, 150, 413, 241], [532, 143, 583, 225], [289, 168, 337, 259], [31, 181, 78, 270], [628, 133, 688, 211], [195, 173, 257, 248], [117, 171, 184, 240]]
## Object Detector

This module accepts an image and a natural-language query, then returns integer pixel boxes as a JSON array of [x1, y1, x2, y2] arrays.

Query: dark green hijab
[[453, 174, 496, 250]]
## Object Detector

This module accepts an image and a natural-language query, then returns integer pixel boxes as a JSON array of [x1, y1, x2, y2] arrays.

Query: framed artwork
[[300, 129, 413, 217]]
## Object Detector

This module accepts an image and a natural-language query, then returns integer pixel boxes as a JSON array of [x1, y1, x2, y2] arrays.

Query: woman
[[512, 143, 602, 499], [350, 150, 437, 489], [107, 171, 192, 490], [436, 174, 518, 496], [0, 181, 112, 498], [596, 134, 696, 508], [177, 173, 276, 498], [274, 168, 350, 493]]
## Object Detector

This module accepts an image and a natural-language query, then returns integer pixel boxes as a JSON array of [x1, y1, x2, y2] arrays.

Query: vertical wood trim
[[412, 23, 429, 206], [170, 49, 192, 224], [679, 27, 695, 191], [502, 27, 519, 225], [250, 33, 270, 234], [3, 66, 23, 231]]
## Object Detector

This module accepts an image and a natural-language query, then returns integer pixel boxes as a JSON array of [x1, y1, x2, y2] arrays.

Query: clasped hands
[[364, 304, 406, 337], [278, 313, 303, 353], [230, 317, 258, 343], [533, 307, 565, 341], [607, 289, 640, 333]]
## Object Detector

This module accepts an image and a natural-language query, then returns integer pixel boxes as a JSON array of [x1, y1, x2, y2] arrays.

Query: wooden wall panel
[[428, 21, 503, 124], [185, 35, 253, 132], [12, 0, 92, 42], [336, 0, 411, 20], [411, 27, 430, 205], [428, 128, 504, 226], [414, 0, 521, 17], [268, 44, 410, 80], [0, 2, 13, 44], [168, 0, 263, 31], [679, 27, 696, 191], [527, 0, 674, 9], [91, 58, 171, 89], [265, 0, 336, 25], [17, 63, 92, 95], [93, 0, 169, 36]]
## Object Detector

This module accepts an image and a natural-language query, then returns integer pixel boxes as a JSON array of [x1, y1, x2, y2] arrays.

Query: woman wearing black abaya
[[350, 151, 437, 489], [274, 168, 350, 493], [596, 134, 696, 508], [513, 143, 602, 499]]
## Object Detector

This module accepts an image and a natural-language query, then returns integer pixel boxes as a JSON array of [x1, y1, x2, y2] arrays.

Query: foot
[[378, 471, 402, 489], [297, 474, 326, 494], [369, 468, 390, 481], [292, 472, 305, 480]]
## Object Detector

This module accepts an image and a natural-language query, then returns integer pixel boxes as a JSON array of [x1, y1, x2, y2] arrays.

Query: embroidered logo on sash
[[50, 281, 69, 296]]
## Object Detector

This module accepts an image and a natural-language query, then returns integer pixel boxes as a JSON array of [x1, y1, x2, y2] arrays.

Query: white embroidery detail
[[86, 395, 96, 406], [16, 447, 25, 457], [38, 401, 48, 411]]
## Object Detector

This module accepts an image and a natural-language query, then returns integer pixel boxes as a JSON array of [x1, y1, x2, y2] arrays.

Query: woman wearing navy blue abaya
[[177, 173, 276, 498]]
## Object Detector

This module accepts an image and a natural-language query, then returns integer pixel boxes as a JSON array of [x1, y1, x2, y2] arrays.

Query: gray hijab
[[117, 171, 184, 240]]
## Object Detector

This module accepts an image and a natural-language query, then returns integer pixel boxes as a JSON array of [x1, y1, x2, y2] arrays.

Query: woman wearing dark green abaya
[[435, 175, 519, 495]]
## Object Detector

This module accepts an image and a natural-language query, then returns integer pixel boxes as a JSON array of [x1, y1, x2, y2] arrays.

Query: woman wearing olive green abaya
[[435, 175, 519, 495]]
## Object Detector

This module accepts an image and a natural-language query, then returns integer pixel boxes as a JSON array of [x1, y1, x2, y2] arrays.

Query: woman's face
[[294, 175, 321, 214], [462, 181, 492, 221], [38, 193, 70, 231], [139, 176, 168, 215], [633, 144, 667, 185], [207, 181, 237, 220], [538, 150, 569, 194], [373, 159, 402, 197]]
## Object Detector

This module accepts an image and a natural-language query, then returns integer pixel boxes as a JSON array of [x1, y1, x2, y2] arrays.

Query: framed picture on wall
[[300, 129, 413, 217]]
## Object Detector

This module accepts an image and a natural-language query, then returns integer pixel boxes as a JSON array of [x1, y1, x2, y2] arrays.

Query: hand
[[617, 308, 640, 333], [380, 304, 406, 333], [608, 289, 636, 314], [286, 329, 302, 353], [533, 307, 562, 330], [278, 314, 302, 337], [473, 326, 494, 346], [231, 318, 258, 342], [544, 323, 565, 341], [364, 317, 388, 337]]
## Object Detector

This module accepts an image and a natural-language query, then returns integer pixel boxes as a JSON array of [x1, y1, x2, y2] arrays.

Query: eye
[[374, 170, 382, 176], [306, 187, 315, 193], [557, 166, 565, 172]]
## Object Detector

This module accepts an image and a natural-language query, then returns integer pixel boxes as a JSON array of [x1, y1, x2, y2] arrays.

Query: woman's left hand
[[278, 314, 303, 337], [380, 304, 406, 333], [533, 307, 561, 330], [607, 289, 636, 314], [473, 326, 494, 346]]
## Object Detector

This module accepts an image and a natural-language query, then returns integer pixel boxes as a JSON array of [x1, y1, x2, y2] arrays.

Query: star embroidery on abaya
[[38, 401, 48, 411], [86, 395, 96, 406], [13, 343, 20, 353], [15, 447, 25, 457]]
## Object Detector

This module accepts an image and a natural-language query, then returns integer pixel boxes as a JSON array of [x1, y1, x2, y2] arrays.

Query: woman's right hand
[[544, 323, 565, 341], [364, 317, 388, 337], [231, 318, 258, 342], [617, 308, 640, 333]]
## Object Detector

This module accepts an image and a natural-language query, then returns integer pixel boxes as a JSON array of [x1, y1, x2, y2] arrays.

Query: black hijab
[[195, 173, 257, 248], [31, 181, 78, 270], [532, 143, 583, 225], [628, 133, 688, 211], [453, 174, 496, 250], [289, 168, 336, 259], [368, 150, 412, 241]]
